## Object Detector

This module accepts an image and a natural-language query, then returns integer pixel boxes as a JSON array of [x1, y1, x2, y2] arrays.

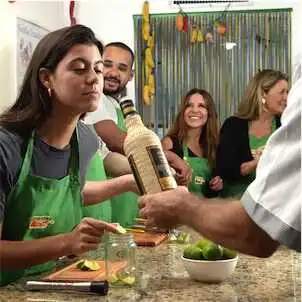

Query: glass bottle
[[120, 97, 177, 194]]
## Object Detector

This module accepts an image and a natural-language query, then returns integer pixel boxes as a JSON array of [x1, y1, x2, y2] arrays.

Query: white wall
[[0, 1, 67, 112], [78, 0, 302, 97]]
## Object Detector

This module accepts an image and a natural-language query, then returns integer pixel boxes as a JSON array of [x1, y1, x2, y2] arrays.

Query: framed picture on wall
[[17, 18, 49, 90]]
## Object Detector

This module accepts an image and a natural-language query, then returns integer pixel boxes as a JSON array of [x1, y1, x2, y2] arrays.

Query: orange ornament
[[216, 23, 226, 36], [176, 14, 184, 32]]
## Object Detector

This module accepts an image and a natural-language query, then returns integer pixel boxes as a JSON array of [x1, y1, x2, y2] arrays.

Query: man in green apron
[[84, 43, 138, 227], [83, 151, 112, 222], [84, 42, 191, 225]]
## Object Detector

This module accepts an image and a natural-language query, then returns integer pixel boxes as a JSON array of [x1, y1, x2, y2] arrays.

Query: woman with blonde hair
[[162, 88, 223, 197], [216, 69, 288, 198]]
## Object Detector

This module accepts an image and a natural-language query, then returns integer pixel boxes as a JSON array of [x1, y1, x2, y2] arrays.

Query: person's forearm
[[164, 150, 180, 165], [180, 197, 279, 257], [0, 234, 71, 269], [83, 175, 137, 205], [104, 152, 132, 177], [240, 160, 258, 176]]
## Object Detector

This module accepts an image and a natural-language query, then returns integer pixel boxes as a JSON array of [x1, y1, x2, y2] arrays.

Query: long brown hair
[[166, 88, 219, 169], [235, 69, 288, 120], [0, 25, 104, 135]]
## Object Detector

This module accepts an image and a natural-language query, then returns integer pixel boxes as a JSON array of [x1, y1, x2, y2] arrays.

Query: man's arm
[[103, 152, 132, 177], [83, 174, 138, 205], [139, 188, 279, 258], [94, 120, 126, 154], [180, 196, 279, 257]]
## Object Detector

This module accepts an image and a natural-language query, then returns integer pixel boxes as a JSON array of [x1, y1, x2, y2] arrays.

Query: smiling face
[[43, 44, 103, 114], [263, 79, 288, 115], [102, 46, 133, 96], [183, 93, 208, 129]]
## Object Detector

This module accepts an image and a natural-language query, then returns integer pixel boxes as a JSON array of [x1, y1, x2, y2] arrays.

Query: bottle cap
[[119, 97, 137, 118]]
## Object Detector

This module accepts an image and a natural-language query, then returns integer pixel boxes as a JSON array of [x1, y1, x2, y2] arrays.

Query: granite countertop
[[1, 229, 300, 302]]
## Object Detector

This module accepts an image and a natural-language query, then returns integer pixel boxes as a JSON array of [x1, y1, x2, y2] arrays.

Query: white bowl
[[181, 255, 238, 283]]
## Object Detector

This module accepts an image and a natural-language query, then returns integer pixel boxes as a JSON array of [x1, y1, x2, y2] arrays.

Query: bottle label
[[146, 146, 176, 191], [128, 155, 146, 195], [120, 99, 137, 118]]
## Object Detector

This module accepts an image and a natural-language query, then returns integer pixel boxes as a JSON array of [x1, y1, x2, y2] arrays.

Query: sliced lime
[[116, 223, 127, 235]]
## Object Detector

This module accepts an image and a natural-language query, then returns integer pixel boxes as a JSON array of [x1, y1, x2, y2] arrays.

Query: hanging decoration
[[214, 20, 227, 36], [176, 10, 188, 32], [142, 1, 155, 106], [191, 25, 204, 43], [264, 15, 269, 48], [175, 2, 231, 45], [69, 0, 77, 26], [205, 30, 214, 43]]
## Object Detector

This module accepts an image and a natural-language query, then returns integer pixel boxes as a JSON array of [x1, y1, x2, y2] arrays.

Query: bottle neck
[[125, 114, 144, 130]]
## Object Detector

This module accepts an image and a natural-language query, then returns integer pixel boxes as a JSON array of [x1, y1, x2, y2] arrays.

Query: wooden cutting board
[[42, 260, 127, 282], [132, 232, 167, 246]]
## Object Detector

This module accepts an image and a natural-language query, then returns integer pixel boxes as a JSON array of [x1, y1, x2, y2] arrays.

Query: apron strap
[[183, 144, 189, 159], [68, 127, 81, 184], [15, 132, 35, 183], [115, 108, 127, 131]]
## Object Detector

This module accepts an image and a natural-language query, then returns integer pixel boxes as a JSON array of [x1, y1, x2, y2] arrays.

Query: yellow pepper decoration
[[142, 1, 155, 106]]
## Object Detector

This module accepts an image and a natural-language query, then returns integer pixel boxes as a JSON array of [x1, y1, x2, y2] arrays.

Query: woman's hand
[[65, 218, 117, 255], [240, 159, 258, 176], [209, 176, 223, 191]]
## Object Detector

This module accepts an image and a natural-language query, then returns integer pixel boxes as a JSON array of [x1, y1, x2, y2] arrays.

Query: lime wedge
[[108, 273, 119, 283], [116, 223, 127, 235], [121, 276, 136, 285], [76, 260, 100, 271]]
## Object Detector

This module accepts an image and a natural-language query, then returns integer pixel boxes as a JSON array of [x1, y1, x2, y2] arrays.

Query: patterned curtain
[[133, 9, 292, 137]]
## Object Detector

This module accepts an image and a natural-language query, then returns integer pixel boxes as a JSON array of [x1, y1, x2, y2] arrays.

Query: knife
[[26, 281, 108, 295]]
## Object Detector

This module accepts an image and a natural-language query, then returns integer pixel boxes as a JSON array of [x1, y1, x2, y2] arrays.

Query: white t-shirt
[[85, 94, 119, 125], [82, 118, 110, 160], [241, 77, 301, 252]]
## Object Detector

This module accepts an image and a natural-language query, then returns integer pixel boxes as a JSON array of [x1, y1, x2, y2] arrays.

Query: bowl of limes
[[181, 239, 238, 283]]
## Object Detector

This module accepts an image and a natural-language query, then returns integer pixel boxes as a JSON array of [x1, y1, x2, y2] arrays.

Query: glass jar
[[105, 233, 137, 287]]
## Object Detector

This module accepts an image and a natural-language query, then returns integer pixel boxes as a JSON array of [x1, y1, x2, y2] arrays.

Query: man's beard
[[103, 77, 126, 98]]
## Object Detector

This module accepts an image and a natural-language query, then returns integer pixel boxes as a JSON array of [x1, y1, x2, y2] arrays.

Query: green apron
[[109, 108, 138, 227], [222, 120, 277, 198], [1, 131, 83, 286], [183, 145, 211, 196], [82, 152, 112, 222]]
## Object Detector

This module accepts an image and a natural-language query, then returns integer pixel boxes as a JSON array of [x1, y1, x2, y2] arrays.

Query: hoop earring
[[48, 88, 52, 97]]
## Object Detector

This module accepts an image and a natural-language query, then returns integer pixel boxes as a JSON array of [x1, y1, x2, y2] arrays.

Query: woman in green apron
[[0, 25, 136, 286], [216, 69, 288, 198], [162, 88, 223, 197]]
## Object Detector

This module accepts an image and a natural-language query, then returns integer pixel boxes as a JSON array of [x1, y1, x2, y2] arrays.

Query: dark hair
[[166, 88, 219, 170], [0, 24, 104, 135], [105, 42, 135, 67]]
